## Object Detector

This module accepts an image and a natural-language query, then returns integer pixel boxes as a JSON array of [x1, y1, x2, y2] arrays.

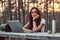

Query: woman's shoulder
[[40, 18, 45, 24], [41, 18, 45, 21]]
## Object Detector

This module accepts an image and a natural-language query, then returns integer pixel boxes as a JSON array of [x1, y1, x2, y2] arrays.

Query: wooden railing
[[0, 32, 60, 40]]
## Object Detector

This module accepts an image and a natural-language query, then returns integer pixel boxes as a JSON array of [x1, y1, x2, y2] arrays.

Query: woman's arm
[[33, 21, 45, 32], [23, 22, 32, 32], [32, 15, 45, 32], [23, 22, 29, 29]]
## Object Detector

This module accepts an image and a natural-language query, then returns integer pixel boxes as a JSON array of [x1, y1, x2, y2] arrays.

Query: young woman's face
[[31, 9, 39, 18]]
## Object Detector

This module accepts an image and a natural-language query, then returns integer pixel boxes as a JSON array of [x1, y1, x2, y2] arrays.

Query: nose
[[32, 13, 37, 17], [32, 13, 35, 15]]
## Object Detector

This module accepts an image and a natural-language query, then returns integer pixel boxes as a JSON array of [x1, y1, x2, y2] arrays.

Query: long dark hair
[[27, 7, 42, 30]]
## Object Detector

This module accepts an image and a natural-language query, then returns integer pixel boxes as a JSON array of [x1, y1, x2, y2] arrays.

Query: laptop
[[7, 20, 24, 33]]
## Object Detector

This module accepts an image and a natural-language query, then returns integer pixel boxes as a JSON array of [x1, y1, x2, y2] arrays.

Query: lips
[[32, 15, 37, 17]]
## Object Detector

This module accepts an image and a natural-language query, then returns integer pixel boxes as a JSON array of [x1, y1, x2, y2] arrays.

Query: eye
[[31, 11, 37, 13]]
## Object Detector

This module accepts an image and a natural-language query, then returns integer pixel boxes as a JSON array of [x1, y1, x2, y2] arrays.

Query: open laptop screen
[[7, 20, 24, 33]]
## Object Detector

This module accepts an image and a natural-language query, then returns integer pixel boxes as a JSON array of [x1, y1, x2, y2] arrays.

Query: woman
[[23, 7, 45, 32]]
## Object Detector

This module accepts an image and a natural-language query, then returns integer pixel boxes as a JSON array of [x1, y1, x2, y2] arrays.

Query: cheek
[[32, 13, 38, 17]]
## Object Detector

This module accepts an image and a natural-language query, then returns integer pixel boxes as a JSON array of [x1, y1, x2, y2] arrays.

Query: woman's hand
[[23, 27, 32, 33], [33, 15, 39, 21]]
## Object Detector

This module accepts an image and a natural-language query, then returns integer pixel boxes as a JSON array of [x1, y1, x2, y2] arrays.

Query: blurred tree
[[18, 0, 25, 26]]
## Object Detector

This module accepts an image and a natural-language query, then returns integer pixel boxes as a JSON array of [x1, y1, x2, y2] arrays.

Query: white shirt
[[40, 18, 45, 32], [32, 18, 46, 32]]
